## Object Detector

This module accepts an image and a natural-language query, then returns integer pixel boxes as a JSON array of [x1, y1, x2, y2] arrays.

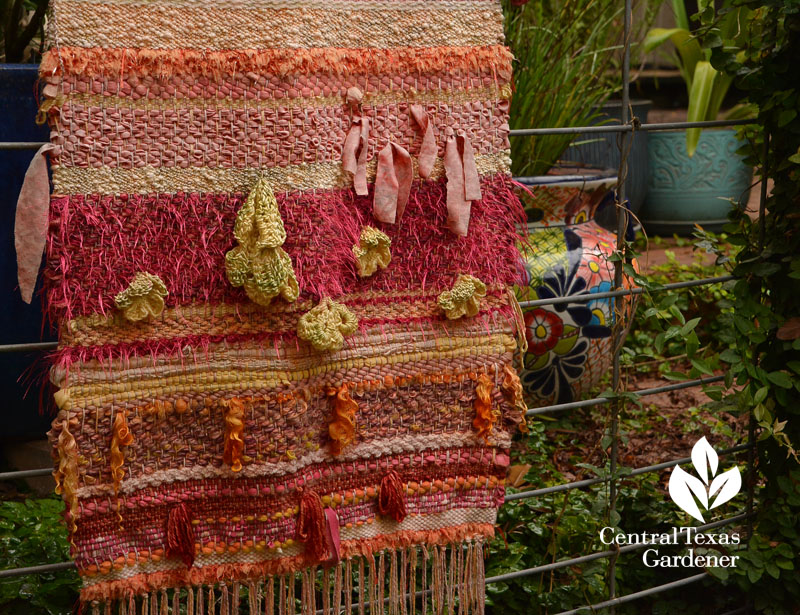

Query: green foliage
[[692, 0, 800, 611], [502, 0, 664, 176], [621, 232, 737, 385], [644, 0, 751, 156], [0, 498, 79, 615], [0, 0, 48, 63]]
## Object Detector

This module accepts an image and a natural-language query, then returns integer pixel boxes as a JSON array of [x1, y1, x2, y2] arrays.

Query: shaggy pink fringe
[[44, 174, 526, 324]]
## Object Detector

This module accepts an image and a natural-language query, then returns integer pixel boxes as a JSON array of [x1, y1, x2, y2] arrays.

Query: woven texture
[[38, 1, 526, 612]]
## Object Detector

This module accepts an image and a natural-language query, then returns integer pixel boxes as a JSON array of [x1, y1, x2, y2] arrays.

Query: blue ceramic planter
[[641, 128, 752, 235], [0, 64, 54, 440]]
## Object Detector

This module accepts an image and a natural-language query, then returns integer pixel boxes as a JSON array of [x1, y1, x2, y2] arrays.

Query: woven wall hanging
[[17, 0, 529, 612]]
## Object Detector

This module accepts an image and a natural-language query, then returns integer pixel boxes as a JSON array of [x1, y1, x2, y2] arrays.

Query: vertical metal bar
[[745, 127, 769, 615], [609, 0, 633, 610]]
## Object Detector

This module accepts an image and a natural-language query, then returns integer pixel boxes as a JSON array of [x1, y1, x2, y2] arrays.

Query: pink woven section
[[44, 174, 525, 322], [52, 100, 509, 169]]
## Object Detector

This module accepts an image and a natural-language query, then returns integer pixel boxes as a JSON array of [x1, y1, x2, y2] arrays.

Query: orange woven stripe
[[41, 45, 513, 81]]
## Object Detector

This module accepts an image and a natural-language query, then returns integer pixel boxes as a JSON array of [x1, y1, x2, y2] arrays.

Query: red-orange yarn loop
[[223, 398, 246, 472], [295, 489, 328, 562], [473, 373, 497, 442], [378, 470, 407, 523], [110, 410, 135, 495], [326, 384, 358, 456], [165, 503, 196, 569]]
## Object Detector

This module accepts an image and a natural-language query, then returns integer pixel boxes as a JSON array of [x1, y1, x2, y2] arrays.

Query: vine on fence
[[697, 1, 800, 611]]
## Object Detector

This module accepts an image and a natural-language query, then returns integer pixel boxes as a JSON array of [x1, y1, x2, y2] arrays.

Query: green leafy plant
[[688, 0, 800, 611], [0, 498, 78, 615], [1, 0, 48, 63], [644, 0, 754, 157]]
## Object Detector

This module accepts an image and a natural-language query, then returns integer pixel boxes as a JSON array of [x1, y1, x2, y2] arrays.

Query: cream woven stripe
[[53, 1, 504, 50], [51, 153, 511, 195], [57, 330, 512, 387], [79, 508, 494, 585], [58, 82, 512, 113], [74, 431, 511, 499], [60, 292, 511, 349], [55, 334, 515, 409]]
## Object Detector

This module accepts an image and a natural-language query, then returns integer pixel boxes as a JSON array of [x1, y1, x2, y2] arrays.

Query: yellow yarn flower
[[437, 274, 487, 319], [353, 226, 391, 277], [225, 178, 299, 307], [297, 297, 358, 351], [114, 272, 168, 322]]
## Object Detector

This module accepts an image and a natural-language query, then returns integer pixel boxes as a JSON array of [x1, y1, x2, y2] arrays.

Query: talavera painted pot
[[641, 128, 753, 235], [515, 167, 632, 406]]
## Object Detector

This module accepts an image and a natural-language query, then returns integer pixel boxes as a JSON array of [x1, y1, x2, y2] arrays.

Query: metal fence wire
[[0, 1, 765, 613]]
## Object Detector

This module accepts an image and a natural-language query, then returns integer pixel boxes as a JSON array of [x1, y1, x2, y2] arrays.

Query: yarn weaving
[[24, 0, 528, 612]]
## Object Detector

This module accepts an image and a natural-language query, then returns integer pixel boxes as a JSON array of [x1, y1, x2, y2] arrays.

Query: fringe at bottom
[[86, 541, 486, 615]]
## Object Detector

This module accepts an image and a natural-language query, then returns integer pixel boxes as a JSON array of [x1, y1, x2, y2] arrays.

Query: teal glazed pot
[[641, 128, 753, 235]]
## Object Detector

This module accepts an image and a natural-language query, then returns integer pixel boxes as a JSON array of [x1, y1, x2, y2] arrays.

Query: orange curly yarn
[[326, 385, 358, 456], [110, 410, 134, 495], [223, 398, 246, 472], [472, 374, 497, 443], [54, 419, 79, 534]]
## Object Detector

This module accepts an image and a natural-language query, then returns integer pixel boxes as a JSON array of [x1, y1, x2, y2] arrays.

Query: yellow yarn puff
[[53, 419, 79, 534], [114, 272, 168, 322], [223, 398, 246, 472], [327, 384, 358, 456], [473, 373, 498, 443], [353, 226, 391, 277], [225, 178, 299, 307], [297, 297, 358, 351], [110, 410, 134, 495], [437, 274, 487, 319], [501, 364, 529, 434]]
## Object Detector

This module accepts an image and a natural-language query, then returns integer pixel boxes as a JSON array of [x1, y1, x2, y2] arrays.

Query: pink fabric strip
[[323, 508, 342, 565], [15, 143, 56, 304], [409, 104, 437, 179], [444, 129, 477, 237], [342, 116, 370, 196], [373, 142, 413, 224]]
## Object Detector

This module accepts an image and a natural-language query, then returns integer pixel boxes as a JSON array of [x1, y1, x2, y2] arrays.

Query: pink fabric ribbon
[[15, 143, 56, 304], [444, 128, 481, 237], [342, 86, 370, 196], [323, 507, 342, 565], [409, 105, 437, 179], [342, 116, 370, 196], [373, 142, 413, 224]]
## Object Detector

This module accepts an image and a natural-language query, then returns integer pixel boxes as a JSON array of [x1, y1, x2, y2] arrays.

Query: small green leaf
[[767, 371, 793, 389]]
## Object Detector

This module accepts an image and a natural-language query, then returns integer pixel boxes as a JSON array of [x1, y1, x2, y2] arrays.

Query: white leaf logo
[[668, 437, 742, 522]]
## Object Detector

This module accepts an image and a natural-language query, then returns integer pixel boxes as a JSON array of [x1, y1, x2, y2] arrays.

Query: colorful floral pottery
[[515, 168, 632, 405]]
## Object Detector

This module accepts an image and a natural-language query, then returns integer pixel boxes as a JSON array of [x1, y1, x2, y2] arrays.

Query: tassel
[[443, 128, 481, 236], [378, 470, 407, 523], [267, 577, 275, 615], [295, 489, 328, 562], [15, 142, 57, 303], [345, 560, 353, 615], [110, 410, 135, 496], [410, 548, 418, 615], [187, 587, 194, 615], [223, 398, 245, 472], [473, 374, 497, 442], [159, 590, 168, 615], [409, 105, 437, 178], [342, 88, 370, 196], [373, 142, 413, 224], [221, 583, 230, 615], [166, 503, 195, 568], [326, 384, 358, 456]]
